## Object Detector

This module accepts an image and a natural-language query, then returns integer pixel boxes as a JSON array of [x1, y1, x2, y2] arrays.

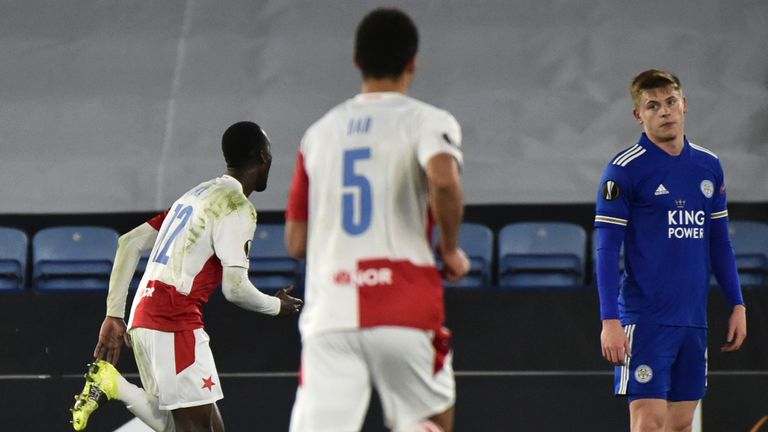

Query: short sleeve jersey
[[128, 175, 257, 331], [287, 92, 463, 338], [594, 133, 728, 327]]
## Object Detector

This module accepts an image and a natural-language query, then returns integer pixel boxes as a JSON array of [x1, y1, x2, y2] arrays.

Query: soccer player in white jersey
[[285, 8, 469, 432], [72, 121, 302, 432]]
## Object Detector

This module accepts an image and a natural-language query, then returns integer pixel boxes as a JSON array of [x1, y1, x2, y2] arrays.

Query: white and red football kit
[[127, 175, 259, 409], [287, 92, 463, 430]]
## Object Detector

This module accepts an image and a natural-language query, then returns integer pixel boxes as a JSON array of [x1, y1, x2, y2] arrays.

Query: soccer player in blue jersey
[[594, 69, 747, 432]]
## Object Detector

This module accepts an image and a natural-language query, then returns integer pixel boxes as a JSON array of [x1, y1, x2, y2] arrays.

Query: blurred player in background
[[72, 121, 302, 431], [285, 8, 468, 432], [595, 69, 747, 432]]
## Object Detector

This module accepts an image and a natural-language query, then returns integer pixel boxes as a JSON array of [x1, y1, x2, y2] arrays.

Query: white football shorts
[[289, 326, 455, 431], [129, 327, 223, 410]]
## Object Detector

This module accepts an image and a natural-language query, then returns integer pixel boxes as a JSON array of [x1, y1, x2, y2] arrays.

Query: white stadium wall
[[0, 0, 766, 213]]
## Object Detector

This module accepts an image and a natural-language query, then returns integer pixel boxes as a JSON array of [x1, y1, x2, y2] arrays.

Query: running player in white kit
[[285, 9, 469, 432], [72, 121, 302, 432]]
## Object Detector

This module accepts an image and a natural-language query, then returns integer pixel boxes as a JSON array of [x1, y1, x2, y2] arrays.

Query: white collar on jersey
[[220, 174, 245, 193], [354, 91, 405, 102]]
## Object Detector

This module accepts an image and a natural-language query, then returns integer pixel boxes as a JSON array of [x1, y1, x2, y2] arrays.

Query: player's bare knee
[[632, 412, 665, 432]]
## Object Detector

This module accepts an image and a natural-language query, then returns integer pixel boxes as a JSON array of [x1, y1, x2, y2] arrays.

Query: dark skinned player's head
[[222, 121, 272, 192]]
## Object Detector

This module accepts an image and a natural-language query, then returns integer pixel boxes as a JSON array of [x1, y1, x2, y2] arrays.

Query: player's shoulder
[[202, 177, 254, 217], [602, 143, 648, 184], [403, 95, 457, 124], [608, 143, 650, 169], [399, 96, 461, 149], [687, 140, 720, 163]]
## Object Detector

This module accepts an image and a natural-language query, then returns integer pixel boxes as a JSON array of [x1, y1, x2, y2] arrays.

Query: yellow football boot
[[71, 360, 120, 430]]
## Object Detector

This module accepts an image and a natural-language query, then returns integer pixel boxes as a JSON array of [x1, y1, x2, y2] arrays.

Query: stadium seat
[[0, 227, 28, 291], [33, 226, 119, 292], [249, 224, 302, 291], [728, 221, 768, 287], [433, 223, 494, 288], [591, 229, 625, 276], [498, 222, 587, 288]]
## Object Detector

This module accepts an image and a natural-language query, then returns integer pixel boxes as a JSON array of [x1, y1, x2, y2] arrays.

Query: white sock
[[116, 376, 175, 432]]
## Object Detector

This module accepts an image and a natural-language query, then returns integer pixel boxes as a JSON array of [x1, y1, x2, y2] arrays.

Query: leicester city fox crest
[[634, 364, 653, 384]]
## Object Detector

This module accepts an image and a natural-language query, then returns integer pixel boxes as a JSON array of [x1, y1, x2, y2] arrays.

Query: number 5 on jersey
[[153, 204, 193, 264], [342, 148, 372, 235]]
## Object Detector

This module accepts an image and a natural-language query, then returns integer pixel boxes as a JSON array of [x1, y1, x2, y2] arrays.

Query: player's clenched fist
[[439, 246, 470, 282]]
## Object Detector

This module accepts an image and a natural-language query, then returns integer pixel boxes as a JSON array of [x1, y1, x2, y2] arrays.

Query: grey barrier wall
[[1, 289, 766, 430], [1, 0, 767, 213]]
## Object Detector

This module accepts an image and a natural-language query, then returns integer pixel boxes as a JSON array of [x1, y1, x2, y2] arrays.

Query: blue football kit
[[594, 133, 744, 401]]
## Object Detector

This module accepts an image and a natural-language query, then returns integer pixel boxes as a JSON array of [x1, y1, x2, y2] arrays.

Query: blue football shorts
[[614, 323, 707, 402]]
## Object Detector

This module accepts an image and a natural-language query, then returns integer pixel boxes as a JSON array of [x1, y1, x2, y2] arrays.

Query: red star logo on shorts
[[201, 376, 216, 391]]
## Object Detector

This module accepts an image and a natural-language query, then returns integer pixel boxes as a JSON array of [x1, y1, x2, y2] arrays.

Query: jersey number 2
[[342, 148, 372, 235], [153, 204, 193, 264]]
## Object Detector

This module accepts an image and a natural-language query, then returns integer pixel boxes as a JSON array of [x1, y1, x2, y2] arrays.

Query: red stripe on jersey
[[147, 208, 171, 230], [174, 330, 196, 374], [131, 255, 223, 332], [286, 151, 309, 221], [191, 255, 224, 297], [432, 326, 451, 375], [357, 259, 444, 331]]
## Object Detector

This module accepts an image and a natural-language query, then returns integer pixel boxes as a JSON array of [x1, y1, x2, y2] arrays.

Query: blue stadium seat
[[0, 227, 28, 291], [591, 229, 625, 276], [433, 223, 494, 288], [33, 226, 119, 292], [728, 221, 768, 287], [498, 222, 587, 288], [249, 224, 301, 291]]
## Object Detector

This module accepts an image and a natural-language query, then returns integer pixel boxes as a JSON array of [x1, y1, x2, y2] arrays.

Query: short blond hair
[[631, 69, 682, 108]]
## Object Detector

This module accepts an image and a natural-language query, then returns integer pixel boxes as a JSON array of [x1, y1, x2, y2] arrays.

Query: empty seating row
[[434, 222, 588, 288], [457, 221, 768, 288], [0, 226, 118, 291], [1, 220, 767, 291], [0, 225, 301, 292]]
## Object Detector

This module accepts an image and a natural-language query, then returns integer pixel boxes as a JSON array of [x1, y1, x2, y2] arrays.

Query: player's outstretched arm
[[95, 223, 158, 365], [222, 266, 301, 316], [427, 153, 469, 282]]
